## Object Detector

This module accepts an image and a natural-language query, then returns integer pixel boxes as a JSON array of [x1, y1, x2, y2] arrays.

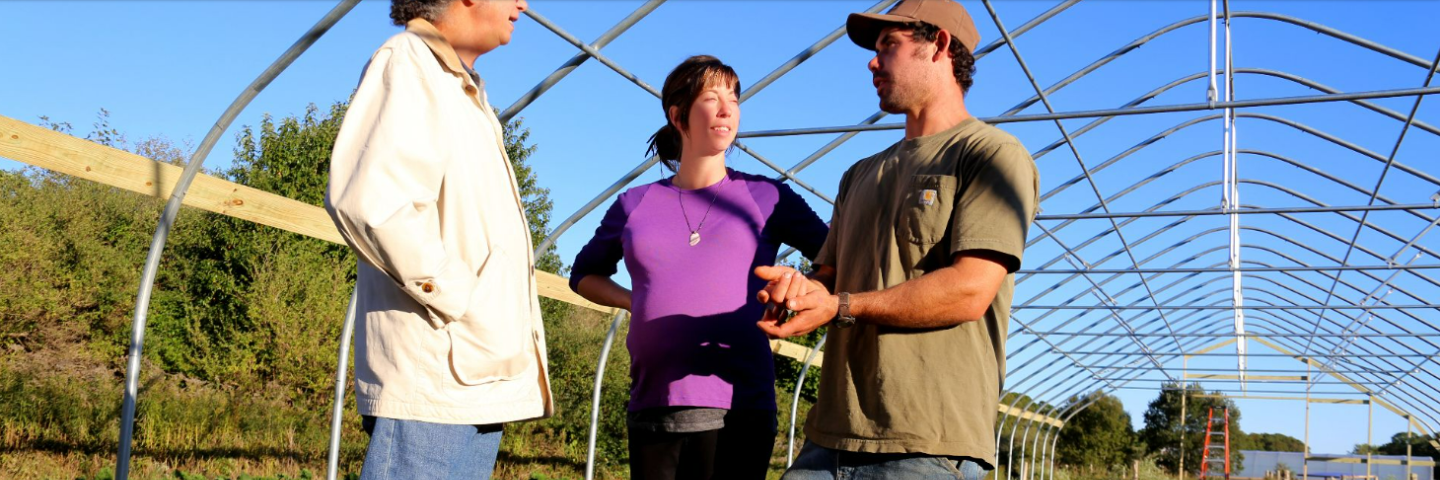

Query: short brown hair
[[646, 55, 741, 172], [390, 0, 452, 26], [907, 21, 976, 93]]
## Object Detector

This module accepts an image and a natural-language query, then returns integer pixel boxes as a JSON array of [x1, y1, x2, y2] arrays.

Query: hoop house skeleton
[[2, 1, 1435, 479]]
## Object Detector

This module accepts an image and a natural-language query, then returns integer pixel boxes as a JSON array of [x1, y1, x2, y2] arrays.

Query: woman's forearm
[[576, 274, 633, 311]]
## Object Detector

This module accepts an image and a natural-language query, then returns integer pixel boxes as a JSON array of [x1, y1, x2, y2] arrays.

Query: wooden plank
[[2, 114, 1065, 426], [770, 339, 824, 368], [536, 271, 609, 314], [1193, 394, 1366, 404], [1187, 338, 1239, 359], [997, 403, 1064, 428], [0, 115, 345, 244], [0, 115, 619, 316], [1250, 337, 1438, 439]]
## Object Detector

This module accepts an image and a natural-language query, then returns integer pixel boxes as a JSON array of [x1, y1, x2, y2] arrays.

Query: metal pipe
[[1020, 263, 1440, 274], [1036, 202, 1439, 220], [500, 0, 666, 123], [1013, 304, 1440, 311], [1030, 222, 1180, 380], [1080, 366, 1404, 373], [585, 310, 627, 480], [532, 0, 900, 254], [1047, 428, 1061, 480], [736, 85, 1440, 138], [1021, 332, 1440, 338], [740, 9, 1440, 140], [743, 0, 900, 102], [1027, 119, 1440, 258], [775, 0, 1081, 183], [787, 332, 827, 467], [980, 0, 1190, 365], [1074, 351, 1429, 358], [1002, 233, 1416, 383], [1221, 0, 1247, 388], [997, 11, 1433, 116], [1027, 69, 1440, 164], [1302, 46, 1440, 359], [1031, 258, 1440, 418], [1318, 218, 1440, 391], [115, 2, 361, 477], [325, 287, 359, 480], [535, 155, 660, 257]]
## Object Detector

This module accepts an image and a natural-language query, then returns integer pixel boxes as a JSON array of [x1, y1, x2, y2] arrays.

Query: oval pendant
[[689, 231, 701, 246]]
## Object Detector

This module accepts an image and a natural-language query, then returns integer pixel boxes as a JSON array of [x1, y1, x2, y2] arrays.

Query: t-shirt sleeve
[[949, 142, 1038, 273], [568, 189, 638, 292], [769, 183, 830, 261]]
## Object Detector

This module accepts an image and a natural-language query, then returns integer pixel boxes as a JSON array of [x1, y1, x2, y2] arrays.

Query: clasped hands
[[753, 265, 838, 339]]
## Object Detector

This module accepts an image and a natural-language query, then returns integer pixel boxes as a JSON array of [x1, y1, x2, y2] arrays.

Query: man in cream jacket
[[324, 0, 551, 478]]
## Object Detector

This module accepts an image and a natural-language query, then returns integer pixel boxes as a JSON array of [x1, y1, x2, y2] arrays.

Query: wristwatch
[[835, 292, 856, 328]]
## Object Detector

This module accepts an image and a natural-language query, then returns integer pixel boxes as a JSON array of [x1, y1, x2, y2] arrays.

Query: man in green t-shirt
[[754, 0, 1039, 478]]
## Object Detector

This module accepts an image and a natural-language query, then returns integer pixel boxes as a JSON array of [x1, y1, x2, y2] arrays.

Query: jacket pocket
[[446, 246, 533, 386], [898, 174, 957, 245]]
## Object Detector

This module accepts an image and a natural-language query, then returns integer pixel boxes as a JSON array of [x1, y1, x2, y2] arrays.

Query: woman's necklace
[[677, 177, 723, 246]]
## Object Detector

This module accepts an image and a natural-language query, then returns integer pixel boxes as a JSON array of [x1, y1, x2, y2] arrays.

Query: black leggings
[[627, 410, 777, 480]]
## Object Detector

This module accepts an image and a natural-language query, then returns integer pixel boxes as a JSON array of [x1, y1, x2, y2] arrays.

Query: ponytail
[[646, 123, 683, 172]]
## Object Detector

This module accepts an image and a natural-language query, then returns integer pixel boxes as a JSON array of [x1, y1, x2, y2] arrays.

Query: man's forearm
[[847, 254, 1008, 329]]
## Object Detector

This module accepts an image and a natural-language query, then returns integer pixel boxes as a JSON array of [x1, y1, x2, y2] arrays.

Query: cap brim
[[846, 13, 917, 51]]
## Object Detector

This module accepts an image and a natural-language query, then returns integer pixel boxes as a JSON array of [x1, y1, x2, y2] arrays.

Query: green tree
[[501, 115, 571, 322], [1139, 383, 1246, 475], [1057, 392, 1139, 469], [1352, 443, 1382, 455], [1370, 432, 1439, 458], [1242, 432, 1306, 453]]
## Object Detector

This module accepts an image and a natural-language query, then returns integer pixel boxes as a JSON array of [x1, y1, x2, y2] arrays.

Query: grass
[[0, 305, 817, 480]]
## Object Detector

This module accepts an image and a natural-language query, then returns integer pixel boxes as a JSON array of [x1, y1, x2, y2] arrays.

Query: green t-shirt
[[809, 117, 1039, 467]]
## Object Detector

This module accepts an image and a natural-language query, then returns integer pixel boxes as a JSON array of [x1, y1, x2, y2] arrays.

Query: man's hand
[[754, 265, 838, 339]]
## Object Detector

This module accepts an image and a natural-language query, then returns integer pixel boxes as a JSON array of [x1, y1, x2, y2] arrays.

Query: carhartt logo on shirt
[[920, 189, 938, 206]]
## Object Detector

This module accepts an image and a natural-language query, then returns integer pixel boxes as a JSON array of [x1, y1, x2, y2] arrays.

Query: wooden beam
[[1, 115, 349, 243], [1186, 338, 1239, 359], [0, 114, 615, 315], [770, 340, 823, 368], [998, 403, 1064, 428], [1193, 394, 1366, 404], [1249, 337, 1437, 439]]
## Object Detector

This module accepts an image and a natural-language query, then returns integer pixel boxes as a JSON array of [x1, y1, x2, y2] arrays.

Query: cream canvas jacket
[[324, 19, 553, 425]]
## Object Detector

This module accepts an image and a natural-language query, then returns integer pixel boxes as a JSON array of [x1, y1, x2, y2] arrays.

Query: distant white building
[[1237, 450, 1434, 480]]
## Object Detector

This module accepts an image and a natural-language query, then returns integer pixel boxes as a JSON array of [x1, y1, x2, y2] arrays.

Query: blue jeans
[[781, 441, 987, 480], [359, 416, 504, 480]]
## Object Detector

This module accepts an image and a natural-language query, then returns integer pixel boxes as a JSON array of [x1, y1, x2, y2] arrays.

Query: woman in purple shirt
[[569, 56, 829, 479]]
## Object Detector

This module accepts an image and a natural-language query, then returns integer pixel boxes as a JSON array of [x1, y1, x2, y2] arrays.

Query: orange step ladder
[[1199, 407, 1231, 479]]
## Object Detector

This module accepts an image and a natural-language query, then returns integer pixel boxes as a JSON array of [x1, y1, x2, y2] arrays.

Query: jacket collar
[[405, 18, 480, 85]]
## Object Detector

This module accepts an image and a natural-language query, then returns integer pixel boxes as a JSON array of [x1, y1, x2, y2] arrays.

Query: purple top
[[570, 169, 829, 411]]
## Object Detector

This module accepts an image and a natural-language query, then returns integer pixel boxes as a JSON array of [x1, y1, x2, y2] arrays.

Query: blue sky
[[4, 0, 1439, 457]]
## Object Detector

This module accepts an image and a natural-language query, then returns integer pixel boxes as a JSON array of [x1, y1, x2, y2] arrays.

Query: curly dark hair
[[907, 21, 977, 94], [390, 0, 452, 26]]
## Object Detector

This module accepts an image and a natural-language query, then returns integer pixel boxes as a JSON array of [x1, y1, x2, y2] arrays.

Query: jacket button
[[421, 282, 434, 293]]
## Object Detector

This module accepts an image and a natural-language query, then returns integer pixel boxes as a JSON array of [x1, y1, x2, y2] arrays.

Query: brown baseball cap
[[847, 0, 981, 53]]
